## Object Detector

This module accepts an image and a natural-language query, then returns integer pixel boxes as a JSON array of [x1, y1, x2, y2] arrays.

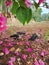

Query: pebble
[[0, 52, 4, 56], [10, 47, 15, 52], [17, 58, 21, 61], [15, 48, 21, 52]]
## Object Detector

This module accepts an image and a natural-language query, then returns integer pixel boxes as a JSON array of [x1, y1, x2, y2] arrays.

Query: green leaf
[[1, 0, 6, 12], [18, 0, 26, 8], [44, 30, 49, 41], [32, 8, 42, 22], [44, 36, 48, 41], [11, 1, 19, 14], [12, 0, 15, 2], [11, 1, 32, 25], [26, 8, 32, 23], [16, 7, 26, 25], [34, 1, 39, 9], [16, 7, 32, 25]]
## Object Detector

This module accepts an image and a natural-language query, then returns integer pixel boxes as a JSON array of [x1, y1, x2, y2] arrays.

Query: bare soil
[[0, 20, 49, 65]]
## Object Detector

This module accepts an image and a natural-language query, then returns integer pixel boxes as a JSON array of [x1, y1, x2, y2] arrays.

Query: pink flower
[[10, 57, 16, 62], [43, 50, 48, 55], [7, 43, 13, 47], [3, 44, 7, 47], [25, 33, 30, 40], [0, 25, 7, 32], [3, 47, 9, 55], [27, 48, 32, 53], [5, 0, 12, 7], [18, 41, 23, 45], [35, 39, 40, 42], [0, 14, 6, 24], [41, 51, 44, 57], [34, 59, 39, 65], [25, 41, 30, 46], [32, 53, 36, 58], [8, 57, 15, 65], [0, 13, 7, 32], [22, 54, 27, 60], [8, 61, 13, 65], [34, 59, 45, 65], [8, 42, 15, 46], [25, 0, 32, 8], [39, 59, 45, 65], [14, 51, 19, 56], [41, 49, 48, 57], [40, 39, 45, 44], [38, 0, 45, 5], [0, 41, 3, 45], [39, 28, 42, 32]]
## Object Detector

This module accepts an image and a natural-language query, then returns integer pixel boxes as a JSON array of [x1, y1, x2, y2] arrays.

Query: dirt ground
[[0, 19, 49, 65], [6, 20, 49, 36]]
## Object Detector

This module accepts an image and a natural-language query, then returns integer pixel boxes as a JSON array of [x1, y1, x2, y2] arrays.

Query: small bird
[[10, 34, 19, 39], [17, 31, 25, 35], [28, 33, 38, 41]]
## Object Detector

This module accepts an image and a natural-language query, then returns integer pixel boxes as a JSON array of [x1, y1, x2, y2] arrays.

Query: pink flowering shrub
[[38, 0, 45, 4], [0, 0, 48, 24], [25, 0, 45, 8], [5, 0, 12, 7], [0, 13, 7, 32], [0, 41, 3, 45], [25, 0, 32, 8]]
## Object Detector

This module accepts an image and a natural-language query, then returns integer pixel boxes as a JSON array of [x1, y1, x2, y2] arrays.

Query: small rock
[[15, 48, 21, 52], [27, 61, 32, 65], [10, 47, 15, 52], [0, 52, 4, 56], [17, 58, 21, 61]]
